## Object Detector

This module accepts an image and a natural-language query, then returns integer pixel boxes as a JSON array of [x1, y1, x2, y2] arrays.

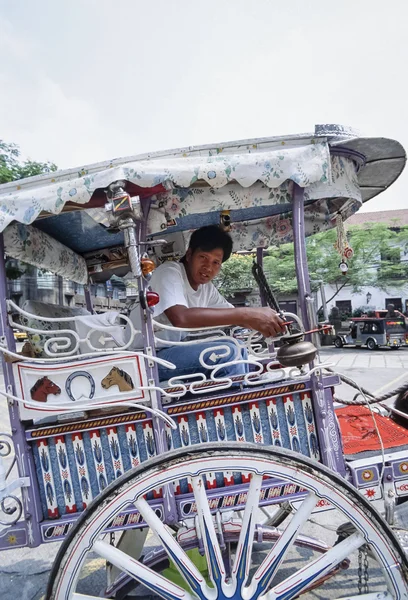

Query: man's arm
[[165, 305, 285, 338]]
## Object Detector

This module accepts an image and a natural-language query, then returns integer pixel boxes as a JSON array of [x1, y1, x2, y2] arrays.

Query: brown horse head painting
[[101, 367, 134, 392], [30, 376, 61, 403]]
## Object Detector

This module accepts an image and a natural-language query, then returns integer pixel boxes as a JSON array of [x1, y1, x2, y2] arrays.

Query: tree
[[214, 253, 255, 298], [214, 223, 408, 307], [0, 140, 57, 184]]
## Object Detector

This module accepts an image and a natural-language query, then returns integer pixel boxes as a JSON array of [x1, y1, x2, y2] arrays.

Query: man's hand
[[164, 304, 287, 337], [239, 307, 286, 338]]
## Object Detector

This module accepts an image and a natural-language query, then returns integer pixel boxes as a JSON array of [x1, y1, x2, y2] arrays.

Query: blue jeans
[[156, 339, 249, 383]]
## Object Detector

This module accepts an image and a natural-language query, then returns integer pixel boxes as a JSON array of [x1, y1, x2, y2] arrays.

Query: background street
[[1, 345, 408, 599]]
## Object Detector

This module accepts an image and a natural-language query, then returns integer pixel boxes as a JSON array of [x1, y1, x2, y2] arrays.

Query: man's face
[[185, 247, 224, 288]]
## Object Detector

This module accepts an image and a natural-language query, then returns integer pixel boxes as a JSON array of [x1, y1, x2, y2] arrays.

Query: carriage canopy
[[0, 124, 405, 283]]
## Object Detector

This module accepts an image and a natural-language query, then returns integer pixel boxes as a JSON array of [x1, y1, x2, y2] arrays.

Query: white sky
[[0, 0, 407, 212]]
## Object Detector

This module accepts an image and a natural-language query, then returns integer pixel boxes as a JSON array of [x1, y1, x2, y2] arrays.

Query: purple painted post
[[256, 247, 267, 308], [292, 184, 312, 333], [84, 285, 94, 314], [0, 234, 43, 546], [292, 184, 346, 475]]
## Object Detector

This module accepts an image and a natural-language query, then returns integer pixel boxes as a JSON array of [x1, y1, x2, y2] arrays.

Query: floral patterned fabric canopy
[[0, 139, 331, 234], [4, 224, 88, 284], [0, 128, 404, 264]]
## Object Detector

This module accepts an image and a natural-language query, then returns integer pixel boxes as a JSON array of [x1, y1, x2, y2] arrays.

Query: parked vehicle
[[334, 316, 408, 349]]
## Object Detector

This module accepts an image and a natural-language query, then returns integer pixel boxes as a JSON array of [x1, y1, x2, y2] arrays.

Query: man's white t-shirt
[[130, 261, 233, 348]]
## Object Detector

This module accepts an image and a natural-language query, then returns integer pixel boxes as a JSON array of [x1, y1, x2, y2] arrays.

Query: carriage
[[0, 124, 408, 599]]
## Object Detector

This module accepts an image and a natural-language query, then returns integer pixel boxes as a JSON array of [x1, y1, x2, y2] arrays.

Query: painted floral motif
[[286, 405, 296, 426], [252, 413, 261, 434], [3, 223, 87, 284], [93, 440, 103, 463], [46, 482, 54, 505], [269, 409, 279, 430], [234, 415, 244, 438], [217, 420, 226, 441], [199, 423, 208, 443], [58, 446, 67, 469], [63, 479, 73, 503], [145, 431, 155, 456]]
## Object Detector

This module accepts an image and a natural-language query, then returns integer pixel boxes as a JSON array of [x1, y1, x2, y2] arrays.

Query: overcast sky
[[1, 0, 407, 212]]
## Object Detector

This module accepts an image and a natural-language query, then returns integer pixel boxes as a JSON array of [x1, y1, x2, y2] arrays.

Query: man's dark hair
[[187, 225, 233, 262]]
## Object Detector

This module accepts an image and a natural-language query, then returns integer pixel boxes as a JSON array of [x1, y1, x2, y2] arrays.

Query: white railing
[[6, 301, 314, 399], [7, 299, 139, 358], [152, 312, 308, 394]]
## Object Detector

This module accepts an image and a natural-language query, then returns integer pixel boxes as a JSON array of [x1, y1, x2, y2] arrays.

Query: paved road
[[0, 346, 407, 599]]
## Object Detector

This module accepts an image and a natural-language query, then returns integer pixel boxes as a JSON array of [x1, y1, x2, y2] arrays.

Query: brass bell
[[277, 333, 317, 368]]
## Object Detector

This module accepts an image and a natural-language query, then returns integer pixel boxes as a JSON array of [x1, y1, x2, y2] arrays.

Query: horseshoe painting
[[65, 371, 96, 402]]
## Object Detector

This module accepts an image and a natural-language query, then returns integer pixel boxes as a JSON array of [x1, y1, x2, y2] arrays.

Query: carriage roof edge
[[0, 125, 405, 281]]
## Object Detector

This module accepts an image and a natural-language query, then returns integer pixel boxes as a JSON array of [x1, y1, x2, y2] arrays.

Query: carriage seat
[[336, 405, 408, 459], [20, 301, 125, 357]]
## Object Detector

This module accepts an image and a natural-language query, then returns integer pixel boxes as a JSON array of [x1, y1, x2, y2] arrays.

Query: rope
[[325, 367, 408, 405], [251, 261, 281, 313]]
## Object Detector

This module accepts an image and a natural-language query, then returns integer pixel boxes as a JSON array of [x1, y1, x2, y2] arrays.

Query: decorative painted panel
[[14, 353, 148, 420]]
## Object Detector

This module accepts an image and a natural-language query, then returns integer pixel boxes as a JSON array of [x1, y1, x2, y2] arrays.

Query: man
[[134, 225, 285, 381]]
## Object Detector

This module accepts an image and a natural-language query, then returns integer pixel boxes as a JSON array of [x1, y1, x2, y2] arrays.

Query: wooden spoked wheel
[[46, 444, 408, 600]]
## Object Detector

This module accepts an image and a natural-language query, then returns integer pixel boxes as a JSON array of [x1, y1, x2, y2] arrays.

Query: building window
[[335, 300, 352, 319], [279, 300, 297, 315], [385, 297, 402, 312], [37, 271, 54, 289]]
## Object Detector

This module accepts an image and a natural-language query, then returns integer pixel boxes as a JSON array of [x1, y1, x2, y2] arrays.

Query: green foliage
[[214, 253, 255, 297], [0, 140, 57, 184], [214, 223, 408, 301]]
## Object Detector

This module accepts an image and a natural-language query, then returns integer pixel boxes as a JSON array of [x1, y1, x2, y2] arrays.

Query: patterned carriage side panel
[[213, 408, 235, 487], [164, 422, 173, 452], [71, 432, 93, 509], [54, 435, 77, 515], [283, 395, 301, 453], [142, 421, 156, 459], [248, 401, 265, 444], [173, 415, 193, 494], [87, 430, 109, 495], [238, 403, 256, 484], [36, 439, 59, 519], [229, 404, 249, 485], [98, 428, 116, 484], [231, 405, 246, 442], [31, 441, 49, 519], [300, 392, 321, 461], [124, 424, 141, 469], [266, 399, 283, 447], [291, 393, 312, 457], [64, 433, 94, 509], [274, 395, 291, 449], [141, 421, 161, 499], [106, 426, 125, 479], [195, 411, 209, 444], [177, 415, 191, 448]]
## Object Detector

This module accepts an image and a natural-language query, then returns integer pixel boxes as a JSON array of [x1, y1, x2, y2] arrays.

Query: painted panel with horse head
[[13, 354, 148, 421]]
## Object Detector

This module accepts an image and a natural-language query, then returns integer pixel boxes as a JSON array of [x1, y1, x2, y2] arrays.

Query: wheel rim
[[46, 444, 408, 600]]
